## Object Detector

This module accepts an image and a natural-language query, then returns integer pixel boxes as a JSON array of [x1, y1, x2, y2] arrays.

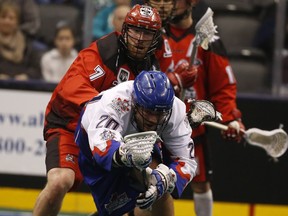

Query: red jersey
[[166, 24, 240, 137], [44, 32, 173, 139]]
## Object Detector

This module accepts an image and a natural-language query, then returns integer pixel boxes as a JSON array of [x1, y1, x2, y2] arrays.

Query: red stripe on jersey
[[176, 161, 191, 181], [92, 140, 112, 157]]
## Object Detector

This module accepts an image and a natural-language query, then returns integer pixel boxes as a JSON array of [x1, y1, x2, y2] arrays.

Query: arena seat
[[228, 48, 271, 93], [36, 4, 82, 48]]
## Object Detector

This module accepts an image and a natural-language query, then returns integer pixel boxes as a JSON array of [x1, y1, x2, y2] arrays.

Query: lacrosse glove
[[113, 143, 152, 170], [136, 164, 177, 209], [166, 62, 198, 97], [221, 119, 245, 143]]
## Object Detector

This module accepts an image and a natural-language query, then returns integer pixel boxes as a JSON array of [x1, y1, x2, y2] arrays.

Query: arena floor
[[1, 187, 288, 216]]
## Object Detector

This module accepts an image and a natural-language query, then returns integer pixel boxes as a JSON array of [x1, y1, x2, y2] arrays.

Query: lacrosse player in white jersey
[[75, 70, 197, 216]]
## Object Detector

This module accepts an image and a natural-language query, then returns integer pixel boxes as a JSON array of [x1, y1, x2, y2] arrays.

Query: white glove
[[136, 164, 177, 209], [113, 143, 152, 170], [113, 131, 157, 170], [136, 184, 158, 209]]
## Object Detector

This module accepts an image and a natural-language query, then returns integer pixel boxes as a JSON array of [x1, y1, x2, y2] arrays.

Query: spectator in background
[[0, 0, 40, 37], [0, 1, 42, 80], [41, 21, 78, 83], [112, 4, 131, 32], [0, 0, 47, 52], [92, 0, 131, 40]]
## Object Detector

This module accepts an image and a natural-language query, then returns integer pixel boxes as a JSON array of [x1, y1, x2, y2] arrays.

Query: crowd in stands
[[0, 0, 140, 83], [0, 0, 41, 80], [40, 20, 78, 82], [92, 0, 131, 40], [0, 0, 286, 92]]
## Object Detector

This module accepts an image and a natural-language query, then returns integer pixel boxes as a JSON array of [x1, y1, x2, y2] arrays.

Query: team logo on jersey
[[65, 154, 75, 164], [163, 39, 172, 58], [105, 192, 132, 214], [117, 68, 130, 83], [90, 65, 105, 81], [100, 130, 116, 141], [110, 98, 130, 116]]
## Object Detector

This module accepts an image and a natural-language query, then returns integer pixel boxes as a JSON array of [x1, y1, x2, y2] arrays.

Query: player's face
[[126, 27, 155, 60], [148, 0, 174, 22], [55, 28, 75, 56], [134, 107, 169, 132], [174, 0, 188, 16]]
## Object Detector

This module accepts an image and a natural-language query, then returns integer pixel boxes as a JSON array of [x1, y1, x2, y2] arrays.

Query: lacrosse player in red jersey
[[163, 0, 246, 216], [75, 71, 197, 216], [33, 5, 178, 216]]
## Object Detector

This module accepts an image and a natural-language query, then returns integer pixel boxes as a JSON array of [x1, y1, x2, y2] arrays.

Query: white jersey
[[78, 81, 197, 197]]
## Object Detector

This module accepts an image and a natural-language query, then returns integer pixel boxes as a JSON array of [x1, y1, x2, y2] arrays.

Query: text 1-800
[[0, 137, 45, 156]]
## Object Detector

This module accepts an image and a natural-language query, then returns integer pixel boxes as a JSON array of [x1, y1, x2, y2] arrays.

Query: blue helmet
[[133, 70, 175, 112]]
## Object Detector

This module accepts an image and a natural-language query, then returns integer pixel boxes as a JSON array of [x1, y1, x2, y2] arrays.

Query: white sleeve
[[41, 53, 53, 82], [162, 97, 197, 181]]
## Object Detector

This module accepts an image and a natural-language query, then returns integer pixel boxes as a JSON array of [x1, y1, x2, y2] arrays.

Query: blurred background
[[0, 0, 288, 215]]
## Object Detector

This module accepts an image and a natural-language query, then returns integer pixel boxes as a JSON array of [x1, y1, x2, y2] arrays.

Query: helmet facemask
[[122, 24, 161, 61], [132, 103, 172, 133], [120, 5, 162, 61]]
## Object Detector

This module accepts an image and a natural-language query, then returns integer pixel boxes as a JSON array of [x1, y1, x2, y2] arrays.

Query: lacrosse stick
[[189, 7, 218, 66], [187, 99, 222, 129], [123, 131, 158, 170], [181, 7, 219, 100], [202, 121, 288, 158]]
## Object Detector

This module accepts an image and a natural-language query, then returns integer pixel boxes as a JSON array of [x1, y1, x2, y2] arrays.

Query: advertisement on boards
[[0, 89, 52, 176]]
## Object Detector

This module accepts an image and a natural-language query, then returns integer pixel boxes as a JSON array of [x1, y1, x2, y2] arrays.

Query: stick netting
[[244, 128, 288, 158], [187, 100, 222, 128]]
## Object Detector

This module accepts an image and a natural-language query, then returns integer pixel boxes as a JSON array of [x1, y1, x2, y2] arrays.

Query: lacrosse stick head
[[123, 131, 158, 169], [244, 128, 288, 158], [195, 7, 219, 50], [187, 99, 222, 129]]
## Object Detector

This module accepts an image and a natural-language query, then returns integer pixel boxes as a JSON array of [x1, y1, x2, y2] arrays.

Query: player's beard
[[149, 2, 174, 24], [132, 107, 171, 133], [127, 40, 152, 60]]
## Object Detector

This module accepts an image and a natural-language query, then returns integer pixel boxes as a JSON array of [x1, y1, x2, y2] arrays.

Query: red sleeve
[[56, 42, 103, 108], [45, 42, 107, 133], [201, 42, 240, 123]]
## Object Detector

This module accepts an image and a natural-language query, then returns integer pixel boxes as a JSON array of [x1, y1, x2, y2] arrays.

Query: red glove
[[221, 119, 245, 143], [166, 62, 198, 97]]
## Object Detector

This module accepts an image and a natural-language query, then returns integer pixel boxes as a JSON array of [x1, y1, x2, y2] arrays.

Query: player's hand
[[221, 120, 245, 143], [136, 164, 177, 209], [113, 144, 152, 170], [136, 184, 157, 209], [166, 62, 198, 97], [113, 132, 157, 170]]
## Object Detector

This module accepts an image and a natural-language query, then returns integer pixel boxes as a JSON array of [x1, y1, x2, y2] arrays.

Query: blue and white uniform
[[75, 81, 197, 216]]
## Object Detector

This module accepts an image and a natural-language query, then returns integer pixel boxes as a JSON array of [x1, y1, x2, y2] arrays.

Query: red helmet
[[124, 4, 161, 31], [120, 4, 162, 61]]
